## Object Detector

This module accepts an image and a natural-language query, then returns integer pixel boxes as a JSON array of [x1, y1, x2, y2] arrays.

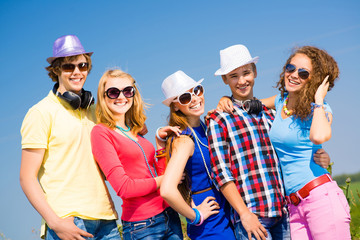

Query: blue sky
[[1, 0, 359, 239]]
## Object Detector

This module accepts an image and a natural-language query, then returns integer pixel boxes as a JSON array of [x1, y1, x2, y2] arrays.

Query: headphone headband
[[52, 83, 94, 110]]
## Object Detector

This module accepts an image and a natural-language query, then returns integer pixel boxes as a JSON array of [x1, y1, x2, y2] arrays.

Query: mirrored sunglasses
[[285, 64, 310, 80], [105, 86, 135, 99], [173, 85, 204, 106], [61, 62, 89, 73]]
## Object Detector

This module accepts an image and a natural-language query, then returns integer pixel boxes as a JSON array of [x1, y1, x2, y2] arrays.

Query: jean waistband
[[122, 207, 174, 225]]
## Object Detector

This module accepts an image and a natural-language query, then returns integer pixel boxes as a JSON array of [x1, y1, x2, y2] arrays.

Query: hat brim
[[214, 56, 259, 76], [162, 78, 204, 107], [46, 52, 93, 64]]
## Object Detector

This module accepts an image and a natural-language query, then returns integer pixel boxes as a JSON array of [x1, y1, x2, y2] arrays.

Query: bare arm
[[220, 181, 267, 240], [20, 149, 92, 240], [260, 95, 276, 110], [160, 136, 219, 222], [310, 76, 332, 144]]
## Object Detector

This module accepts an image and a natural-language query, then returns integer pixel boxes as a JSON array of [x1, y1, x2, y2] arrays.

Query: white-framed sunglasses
[[173, 85, 204, 105]]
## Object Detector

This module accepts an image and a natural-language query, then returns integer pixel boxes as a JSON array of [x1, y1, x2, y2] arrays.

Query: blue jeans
[[233, 215, 290, 240], [45, 217, 121, 240], [121, 208, 183, 240]]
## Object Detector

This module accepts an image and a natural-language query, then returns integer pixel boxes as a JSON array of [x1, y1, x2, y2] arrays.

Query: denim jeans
[[121, 207, 183, 240], [45, 217, 121, 240], [233, 214, 290, 240]]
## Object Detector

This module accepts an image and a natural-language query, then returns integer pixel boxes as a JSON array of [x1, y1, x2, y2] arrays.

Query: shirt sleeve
[[274, 94, 282, 112], [21, 107, 50, 149], [206, 112, 235, 190], [323, 102, 332, 114], [91, 125, 157, 199]]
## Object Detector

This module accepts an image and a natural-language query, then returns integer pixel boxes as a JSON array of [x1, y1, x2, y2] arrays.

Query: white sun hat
[[161, 70, 204, 107], [214, 44, 259, 76]]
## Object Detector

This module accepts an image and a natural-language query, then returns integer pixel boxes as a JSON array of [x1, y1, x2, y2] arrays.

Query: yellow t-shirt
[[21, 91, 118, 236]]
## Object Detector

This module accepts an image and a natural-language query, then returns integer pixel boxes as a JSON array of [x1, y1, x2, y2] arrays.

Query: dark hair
[[276, 46, 339, 120], [165, 103, 193, 205], [45, 54, 92, 82]]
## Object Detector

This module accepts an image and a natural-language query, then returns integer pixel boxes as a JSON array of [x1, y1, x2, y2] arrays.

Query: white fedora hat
[[214, 44, 259, 76], [161, 70, 204, 107]]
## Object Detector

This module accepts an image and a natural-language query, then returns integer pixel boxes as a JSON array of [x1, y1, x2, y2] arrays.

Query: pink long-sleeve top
[[91, 123, 168, 221]]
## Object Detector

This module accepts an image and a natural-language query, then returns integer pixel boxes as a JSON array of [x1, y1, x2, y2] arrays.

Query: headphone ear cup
[[252, 99, 263, 115], [61, 91, 82, 110], [245, 99, 263, 115], [80, 90, 94, 109]]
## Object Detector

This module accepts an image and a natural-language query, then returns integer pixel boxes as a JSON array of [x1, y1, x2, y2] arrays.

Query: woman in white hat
[[90, 69, 183, 240], [159, 71, 236, 239]]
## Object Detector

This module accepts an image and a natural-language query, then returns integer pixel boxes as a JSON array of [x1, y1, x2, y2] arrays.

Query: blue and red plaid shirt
[[207, 99, 286, 218]]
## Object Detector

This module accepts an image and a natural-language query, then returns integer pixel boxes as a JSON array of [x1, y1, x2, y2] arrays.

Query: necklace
[[192, 122, 208, 149], [283, 96, 293, 116], [189, 122, 212, 181], [116, 124, 131, 132], [117, 127, 157, 178]]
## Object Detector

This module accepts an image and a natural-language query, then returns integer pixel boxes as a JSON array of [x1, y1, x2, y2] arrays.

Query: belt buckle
[[289, 193, 301, 206]]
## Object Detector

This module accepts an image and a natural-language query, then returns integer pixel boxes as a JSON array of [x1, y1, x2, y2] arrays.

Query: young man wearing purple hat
[[20, 35, 121, 240], [206, 44, 330, 240]]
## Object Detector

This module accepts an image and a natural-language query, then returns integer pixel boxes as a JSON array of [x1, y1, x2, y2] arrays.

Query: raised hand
[[315, 75, 330, 104]]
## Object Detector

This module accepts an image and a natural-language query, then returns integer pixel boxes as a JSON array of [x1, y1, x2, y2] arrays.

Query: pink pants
[[288, 180, 351, 240]]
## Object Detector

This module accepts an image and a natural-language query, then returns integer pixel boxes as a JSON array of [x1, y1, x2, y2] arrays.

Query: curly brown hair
[[276, 46, 339, 120], [45, 54, 92, 82]]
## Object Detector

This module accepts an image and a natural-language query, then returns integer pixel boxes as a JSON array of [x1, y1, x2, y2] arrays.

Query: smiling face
[[222, 64, 257, 101], [104, 77, 134, 120], [284, 53, 312, 94], [173, 86, 205, 123], [57, 55, 88, 94]]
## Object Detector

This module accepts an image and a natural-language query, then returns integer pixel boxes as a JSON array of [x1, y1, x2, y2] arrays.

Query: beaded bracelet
[[186, 208, 201, 225], [156, 127, 167, 142], [156, 148, 166, 157]]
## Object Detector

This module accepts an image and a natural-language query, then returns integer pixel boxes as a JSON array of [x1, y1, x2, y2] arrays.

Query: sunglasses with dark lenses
[[105, 86, 135, 99], [285, 64, 310, 80], [61, 62, 89, 73], [174, 85, 204, 105]]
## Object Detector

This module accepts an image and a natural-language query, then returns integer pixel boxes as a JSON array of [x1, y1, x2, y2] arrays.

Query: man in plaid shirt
[[207, 44, 289, 240]]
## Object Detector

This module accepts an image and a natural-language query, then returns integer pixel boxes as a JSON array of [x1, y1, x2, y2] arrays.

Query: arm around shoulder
[[260, 95, 276, 110]]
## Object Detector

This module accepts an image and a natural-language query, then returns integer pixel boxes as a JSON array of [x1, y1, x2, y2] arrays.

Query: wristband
[[186, 208, 201, 225], [156, 127, 167, 142], [311, 103, 330, 122], [311, 102, 324, 110], [195, 210, 204, 226]]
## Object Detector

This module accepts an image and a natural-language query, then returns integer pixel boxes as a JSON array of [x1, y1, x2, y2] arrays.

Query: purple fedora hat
[[46, 35, 93, 64]]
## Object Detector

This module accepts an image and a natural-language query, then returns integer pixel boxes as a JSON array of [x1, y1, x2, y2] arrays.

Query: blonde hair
[[276, 46, 339, 120], [96, 69, 148, 134]]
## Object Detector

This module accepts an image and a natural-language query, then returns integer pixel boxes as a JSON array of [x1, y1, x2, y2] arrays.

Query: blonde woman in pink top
[[91, 69, 183, 240]]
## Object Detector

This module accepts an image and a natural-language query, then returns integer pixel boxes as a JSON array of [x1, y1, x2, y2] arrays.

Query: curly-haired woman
[[264, 46, 351, 239]]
